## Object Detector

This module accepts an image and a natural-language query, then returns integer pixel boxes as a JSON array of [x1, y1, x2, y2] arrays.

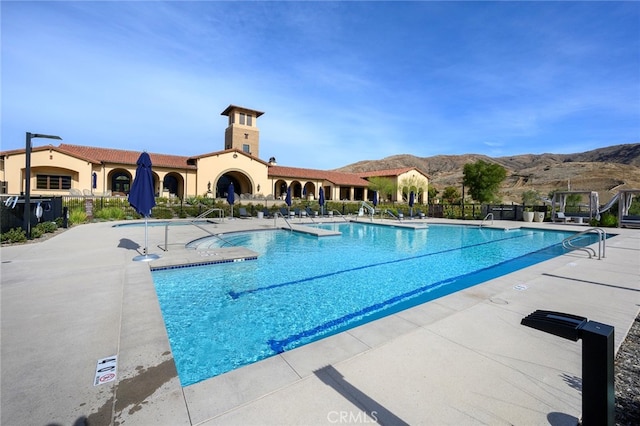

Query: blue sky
[[2, 1, 639, 170]]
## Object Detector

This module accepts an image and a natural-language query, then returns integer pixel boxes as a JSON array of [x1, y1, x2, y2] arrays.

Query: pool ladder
[[562, 227, 606, 259]]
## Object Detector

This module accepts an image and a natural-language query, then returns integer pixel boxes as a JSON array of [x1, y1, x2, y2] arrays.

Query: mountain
[[334, 143, 640, 203]]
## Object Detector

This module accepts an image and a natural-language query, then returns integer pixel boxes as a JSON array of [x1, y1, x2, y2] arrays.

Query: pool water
[[152, 223, 590, 386]]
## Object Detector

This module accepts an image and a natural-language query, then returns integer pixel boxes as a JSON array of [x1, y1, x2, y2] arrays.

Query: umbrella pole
[[144, 215, 148, 255]]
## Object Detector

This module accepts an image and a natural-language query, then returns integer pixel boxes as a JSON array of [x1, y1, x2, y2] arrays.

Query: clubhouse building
[[0, 105, 429, 204]]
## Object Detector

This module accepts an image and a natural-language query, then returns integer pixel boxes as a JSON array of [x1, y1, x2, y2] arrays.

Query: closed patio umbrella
[[227, 182, 235, 218], [373, 191, 378, 207], [319, 187, 325, 216], [409, 191, 415, 218], [285, 186, 292, 216], [129, 152, 159, 261]]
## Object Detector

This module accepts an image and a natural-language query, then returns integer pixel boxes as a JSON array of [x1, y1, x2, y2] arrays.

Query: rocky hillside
[[335, 143, 640, 203]]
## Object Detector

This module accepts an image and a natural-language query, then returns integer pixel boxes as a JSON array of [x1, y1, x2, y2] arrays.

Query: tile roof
[[269, 165, 370, 186], [58, 144, 196, 169], [356, 167, 425, 178]]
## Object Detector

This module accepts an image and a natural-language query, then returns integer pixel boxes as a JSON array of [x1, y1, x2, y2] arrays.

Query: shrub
[[35, 221, 57, 234], [30, 226, 44, 239], [152, 207, 174, 219], [1, 227, 27, 243], [69, 209, 88, 225], [599, 212, 618, 228], [95, 206, 126, 221]]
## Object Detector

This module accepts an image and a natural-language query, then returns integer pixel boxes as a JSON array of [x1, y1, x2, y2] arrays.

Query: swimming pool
[[152, 223, 592, 386]]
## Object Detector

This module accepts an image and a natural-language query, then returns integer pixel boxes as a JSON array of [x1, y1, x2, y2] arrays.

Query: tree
[[398, 175, 428, 202], [367, 177, 396, 203], [427, 186, 439, 204], [521, 189, 541, 206], [442, 186, 461, 204], [462, 160, 507, 203]]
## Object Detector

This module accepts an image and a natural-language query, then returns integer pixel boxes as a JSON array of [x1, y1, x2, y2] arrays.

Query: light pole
[[24, 132, 62, 238]]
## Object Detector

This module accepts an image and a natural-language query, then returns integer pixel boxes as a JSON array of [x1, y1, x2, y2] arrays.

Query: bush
[[69, 209, 88, 225], [599, 212, 618, 228], [95, 206, 126, 221], [1, 227, 27, 243], [35, 221, 57, 234], [30, 226, 44, 239], [152, 207, 174, 219]]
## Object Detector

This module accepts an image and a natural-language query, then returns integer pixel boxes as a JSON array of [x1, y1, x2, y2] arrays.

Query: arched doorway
[[110, 169, 132, 195], [163, 173, 184, 199], [216, 171, 252, 198], [274, 180, 288, 199]]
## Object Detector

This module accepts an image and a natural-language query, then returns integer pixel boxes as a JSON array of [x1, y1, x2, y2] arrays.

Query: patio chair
[[238, 207, 251, 219], [555, 212, 570, 223]]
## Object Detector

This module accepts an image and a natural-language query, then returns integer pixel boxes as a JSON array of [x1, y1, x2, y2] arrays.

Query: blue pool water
[[152, 223, 592, 386]]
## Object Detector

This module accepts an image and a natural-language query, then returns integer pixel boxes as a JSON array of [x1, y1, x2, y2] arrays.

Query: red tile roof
[[58, 144, 196, 169], [356, 167, 424, 178], [269, 165, 370, 186]]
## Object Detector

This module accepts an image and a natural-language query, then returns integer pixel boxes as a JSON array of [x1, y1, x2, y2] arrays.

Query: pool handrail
[[273, 211, 294, 231], [561, 227, 606, 259], [160, 209, 224, 251], [480, 213, 494, 227]]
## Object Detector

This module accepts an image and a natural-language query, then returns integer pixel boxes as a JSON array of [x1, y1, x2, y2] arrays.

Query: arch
[[274, 179, 288, 199], [302, 182, 316, 199], [290, 180, 303, 198], [215, 170, 252, 198], [109, 169, 132, 195], [163, 172, 184, 199]]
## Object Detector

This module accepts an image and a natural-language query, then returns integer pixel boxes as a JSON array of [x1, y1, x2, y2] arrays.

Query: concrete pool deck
[[1, 217, 638, 425]]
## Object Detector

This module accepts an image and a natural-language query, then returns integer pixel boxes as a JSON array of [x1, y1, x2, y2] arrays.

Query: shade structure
[[409, 191, 415, 218], [128, 152, 159, 261], [319, 187, 325, 216], [227, 182, 235, 218]]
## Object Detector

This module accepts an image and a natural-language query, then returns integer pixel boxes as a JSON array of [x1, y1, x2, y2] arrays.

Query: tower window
[[247, 115, 252, 126], [239, 113, 246, 125], [243, 144, 250, 153]]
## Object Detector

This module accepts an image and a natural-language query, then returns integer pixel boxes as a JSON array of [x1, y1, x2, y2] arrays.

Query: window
[[36, 174, 71, 190], [242, 144, 250, 153], [247, 114, 252, 126], [239, 113, 246, 125]]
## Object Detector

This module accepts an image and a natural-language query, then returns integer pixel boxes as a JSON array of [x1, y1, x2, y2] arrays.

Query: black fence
[[1, 196, 64, 234]]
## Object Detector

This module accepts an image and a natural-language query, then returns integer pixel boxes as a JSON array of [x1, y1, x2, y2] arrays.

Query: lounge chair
[[279, 207, 291, 218], [555, 212, 570, 223], [416, 209, 426, 219], [305, 207, 317, 217], [238, 207, 250, 219], [261, 208, 273, 218]]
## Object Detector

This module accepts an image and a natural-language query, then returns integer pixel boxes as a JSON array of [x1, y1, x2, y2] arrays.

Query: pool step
[[149, 246, 259, 270]]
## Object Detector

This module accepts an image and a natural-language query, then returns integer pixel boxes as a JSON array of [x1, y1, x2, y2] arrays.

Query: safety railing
[[273, 212, 294, 231], [159, 208, 223, 251], [562, 227, 606, 259], [479, 213, 494, 227]]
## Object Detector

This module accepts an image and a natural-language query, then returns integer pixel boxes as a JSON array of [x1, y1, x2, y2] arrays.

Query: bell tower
[[221, 105, 264, 158]]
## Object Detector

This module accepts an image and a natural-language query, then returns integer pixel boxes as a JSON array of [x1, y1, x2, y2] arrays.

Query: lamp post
[[24, 132, 62, 238]]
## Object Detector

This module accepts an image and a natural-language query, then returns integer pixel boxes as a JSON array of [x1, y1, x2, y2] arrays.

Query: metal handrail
[[480, 213, 494, 227], [195, 207, 224, 220], [327, 210, 349, 222], [160, 208, 223, 251], [273, 212, 294, 231], [562, 227, 606, 259]]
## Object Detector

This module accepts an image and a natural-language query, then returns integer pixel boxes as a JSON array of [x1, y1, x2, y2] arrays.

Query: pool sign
[[513, 284, 529, 291], [94, 355, 117, 386]]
